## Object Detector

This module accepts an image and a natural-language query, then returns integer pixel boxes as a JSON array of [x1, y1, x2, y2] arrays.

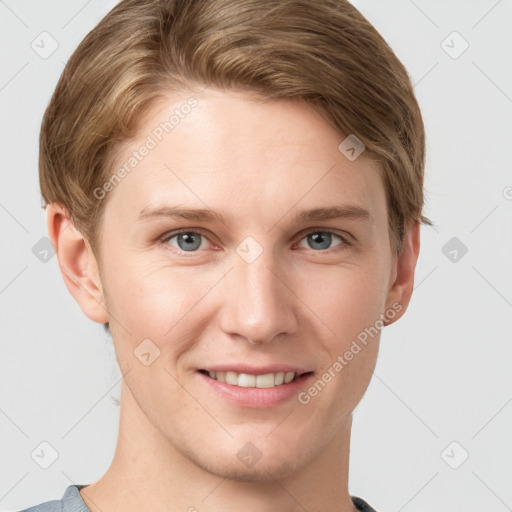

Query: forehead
[[105, 88, 386, 227]]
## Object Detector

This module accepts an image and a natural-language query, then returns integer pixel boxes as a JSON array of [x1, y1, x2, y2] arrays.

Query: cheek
[[102, 255, 225, 364], [300, 262, 387, 342], [299, 273, 383, 421], [297, 263, 386, 400], [104, 254, 206, 321]]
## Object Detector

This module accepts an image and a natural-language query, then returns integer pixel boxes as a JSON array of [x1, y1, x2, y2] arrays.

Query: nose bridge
[[220, 242, 298, 344]]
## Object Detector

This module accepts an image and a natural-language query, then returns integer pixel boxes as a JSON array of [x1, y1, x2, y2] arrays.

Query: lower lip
[[196, 371, 314, 409]]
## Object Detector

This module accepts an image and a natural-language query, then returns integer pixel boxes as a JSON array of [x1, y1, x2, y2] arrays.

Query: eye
[[159, 228, 350, 256], [162, 230, 212, 253], [296, 230, 348, 251]]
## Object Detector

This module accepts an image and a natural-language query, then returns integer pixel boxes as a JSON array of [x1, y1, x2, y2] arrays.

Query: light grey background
[[1, 1, 511, 511]]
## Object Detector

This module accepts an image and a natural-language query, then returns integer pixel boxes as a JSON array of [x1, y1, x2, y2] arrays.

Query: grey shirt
[[16, 484, 379, 512]]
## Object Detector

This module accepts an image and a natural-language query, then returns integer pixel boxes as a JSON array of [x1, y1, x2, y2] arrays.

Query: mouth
[[197, 369, 313, 389]]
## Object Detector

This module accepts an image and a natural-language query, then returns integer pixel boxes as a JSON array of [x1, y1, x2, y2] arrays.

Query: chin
[[204, 458, 302, 483], [189, 443, 309, 483]]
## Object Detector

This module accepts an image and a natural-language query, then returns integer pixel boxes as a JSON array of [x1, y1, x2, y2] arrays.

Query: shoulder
[[14, 485, 90, 512], [352, 495, 380, 512]]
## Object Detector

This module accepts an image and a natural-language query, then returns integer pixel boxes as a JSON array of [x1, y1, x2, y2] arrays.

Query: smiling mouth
[[198, 369, 313, 389]]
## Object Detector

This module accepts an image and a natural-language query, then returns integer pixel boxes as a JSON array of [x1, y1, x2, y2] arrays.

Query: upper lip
[[199, 364, 312, 375]]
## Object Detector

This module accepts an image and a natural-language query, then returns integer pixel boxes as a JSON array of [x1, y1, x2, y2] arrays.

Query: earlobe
[[383, 220, 421, 326], [46, 204, 109, 324]]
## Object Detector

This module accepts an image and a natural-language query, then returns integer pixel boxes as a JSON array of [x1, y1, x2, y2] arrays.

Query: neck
[[80, 380, 358, 512]]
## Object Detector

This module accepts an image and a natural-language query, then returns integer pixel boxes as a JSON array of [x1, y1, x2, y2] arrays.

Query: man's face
[[92, 87, 400, 480]]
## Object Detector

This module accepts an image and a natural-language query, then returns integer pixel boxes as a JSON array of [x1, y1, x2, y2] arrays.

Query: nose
[[218, 249, 299, 345]]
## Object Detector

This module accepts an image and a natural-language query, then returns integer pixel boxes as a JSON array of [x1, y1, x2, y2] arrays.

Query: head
[[42, 0, 431, 481]]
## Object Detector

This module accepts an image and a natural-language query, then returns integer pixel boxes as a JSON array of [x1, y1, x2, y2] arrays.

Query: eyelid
[[160, 227, 212, 242], [297, 227, 351, 244]]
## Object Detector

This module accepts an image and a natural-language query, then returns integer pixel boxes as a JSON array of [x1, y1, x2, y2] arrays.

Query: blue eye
[[164, 231, 210, 252], [298, 231, 346, 251], [161, 229, 349, 256]]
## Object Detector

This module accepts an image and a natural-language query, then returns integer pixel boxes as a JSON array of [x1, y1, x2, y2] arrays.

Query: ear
[[383, 220, 421, 326], [46, 204, 109, 324]]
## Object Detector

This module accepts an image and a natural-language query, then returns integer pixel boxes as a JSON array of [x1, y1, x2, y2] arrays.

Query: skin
[[47, 87, 420, 512]]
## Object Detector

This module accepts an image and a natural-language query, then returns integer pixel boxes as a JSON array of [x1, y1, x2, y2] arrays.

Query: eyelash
[[159, 228, 351, 257]]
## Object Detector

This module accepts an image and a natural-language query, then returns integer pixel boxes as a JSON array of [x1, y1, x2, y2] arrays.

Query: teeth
[[284, 371, 295, 384], [205, 370, 301, 388], [238, 373, 256, 387], [256, 374, 274, 388]]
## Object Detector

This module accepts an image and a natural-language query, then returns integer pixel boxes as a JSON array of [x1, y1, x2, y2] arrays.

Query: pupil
[[310, 232, 330, 250], [178, 233, 200, 251]]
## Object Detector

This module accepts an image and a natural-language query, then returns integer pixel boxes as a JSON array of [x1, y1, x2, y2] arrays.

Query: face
[[76, 88, 408, 481]]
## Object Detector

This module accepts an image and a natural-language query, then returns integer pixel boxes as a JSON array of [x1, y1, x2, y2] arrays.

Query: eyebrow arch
[[293, 204, 371, 223], [137, 205, 233, 224], [137, 203, 372, 226]]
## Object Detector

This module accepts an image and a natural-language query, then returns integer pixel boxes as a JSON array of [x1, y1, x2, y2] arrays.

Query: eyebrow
[[137, 203, 372, 226]]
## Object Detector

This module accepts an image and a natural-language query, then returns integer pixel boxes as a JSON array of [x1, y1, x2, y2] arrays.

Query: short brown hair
[[40, 0, 432, 332]]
